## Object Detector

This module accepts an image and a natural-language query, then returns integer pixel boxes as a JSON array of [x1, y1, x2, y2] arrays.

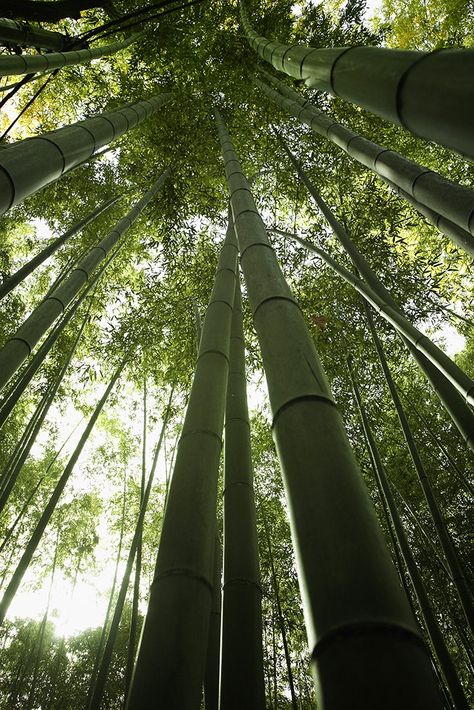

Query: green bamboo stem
[[239, 0, 474, 159], [278, 147, 474, 447], [215, 108, 443, 709], [0, 476, 43, 554], [123, 377, 147, 700], [220, 275, 265, 710], [89, 392, 173, 710], [85, 469, 128, 710], [126, 224, 238, 709], [0, 170, 170, 392], [0, 32, 139, 77], [0, 93, 171, 217], [348, 357, 470, 709], [256, 72, 474, 255], [204, 534, 222, 710], [364, 307, 474, 634], [0, 17, 84, 51], [0, 359, 125, 626], [0, 194, 121, 301]]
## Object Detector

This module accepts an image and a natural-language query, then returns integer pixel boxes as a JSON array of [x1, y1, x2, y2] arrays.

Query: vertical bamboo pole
[[204, 534, 222, 710], [215, 109, 443, 710]]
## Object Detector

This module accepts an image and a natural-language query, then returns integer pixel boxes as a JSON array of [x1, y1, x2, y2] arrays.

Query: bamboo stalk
[[0, 17, 85, 51], [215, 108, 443, 709], [204, 534, 222, 710]]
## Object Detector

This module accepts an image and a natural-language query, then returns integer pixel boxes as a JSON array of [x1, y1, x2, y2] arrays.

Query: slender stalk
[[126, 223, 238, 709], [220, 275, 265, 710], [0, 359, 125, 625], [90, 391, 173, 710], [123, 377, 147, 700], [215, 109, 443, 709], [347, 356, 470, 710], [0, 93, 172, 217], [240, 0, 474, 159], [0, 170, 171, 392], [255, 72, 474, 253], [365, 306, 474, 633], [0, 476, 43, 554], [0, 194, 121, 300], [279, 142, 474, 439], [204, 534, 222, 710]]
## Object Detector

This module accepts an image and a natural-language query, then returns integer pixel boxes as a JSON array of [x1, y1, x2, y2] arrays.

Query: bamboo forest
[[0, 0, 473, 707]]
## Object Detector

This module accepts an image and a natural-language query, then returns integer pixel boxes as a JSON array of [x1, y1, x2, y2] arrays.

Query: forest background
[[0, 0, 472, 707]]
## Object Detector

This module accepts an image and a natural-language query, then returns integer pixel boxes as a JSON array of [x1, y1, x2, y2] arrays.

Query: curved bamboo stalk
[[215, 108, 443, 710], [127, 224, 238, 709], [89, 392, 173, 710], [277, 146, 474, 447], [239, 0, 474, 159], [0, 170, 171, 392], [0, 194, 121, 301], [0, 31, 139, 77], [0, 359, 125, 626], [347, 357, 470, 710], [0, 92, 172, 217], [220, 275, 266, 710], [255, 73, 474, 255]]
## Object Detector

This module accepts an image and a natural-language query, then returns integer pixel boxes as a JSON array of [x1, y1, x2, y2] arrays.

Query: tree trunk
[[240, 0, 474, 159], [0, 170, 170, 392], [0, 93, 171, 218], [0, 359, 125, 625], [215, 109, 443, 710], [2, 0, 111, 23], [220, 275, 266, 710], [0, 194, 120, 301], [347, 357, 470, 710], [126, 223, 238, 710], [256, 72, 474, 255]]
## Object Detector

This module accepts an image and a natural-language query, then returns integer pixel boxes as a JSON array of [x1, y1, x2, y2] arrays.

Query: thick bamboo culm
[[0, 17, 81, 51], [239, 0, 474, 159], [0, 194, 121, 301], [255, 72, 474, 256], [0, 170, 171, 392], [215, 108, 443, 710], [0, 93, 172, 217], [347, 357, 470, 710], [126, 222, 238, 709], [220, 275, 266, 710], [0, 32, 139, 77]]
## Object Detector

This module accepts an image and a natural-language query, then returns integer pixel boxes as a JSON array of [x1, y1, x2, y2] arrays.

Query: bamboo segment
[[0, 32, 139, 77], [347, 358, 470, 710], [0, 194, 121, 300], [0, 360, 125, 626], [220, 276, 266, 710], [255, 73, 474, 254], [279, 149, 474, 447], [126, 223, 238, 709], [240, 0, 474, 158], [204, 535, 222, 710], [0, 18, 80, 52], [215, 109, 443, 710], [0, 93, 172, 217], [0, 170, 170, 392]]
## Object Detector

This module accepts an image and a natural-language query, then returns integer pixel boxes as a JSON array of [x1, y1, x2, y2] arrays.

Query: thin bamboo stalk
[[255, 72, 474, 254], [126, 223, 238, 709], [0, 170, 170, 392], [239, 0, 474, 159], [220, 275, 265, 710], [0, 359, 125, 625], [204, 534, 222, 710], [215, 108, 443, 709], [0, 93, 172, 217], [89, 392, 173, 710], [348, 356, 470, 709], [0, 194, 121, 300], [0, 32, 140, 77]]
